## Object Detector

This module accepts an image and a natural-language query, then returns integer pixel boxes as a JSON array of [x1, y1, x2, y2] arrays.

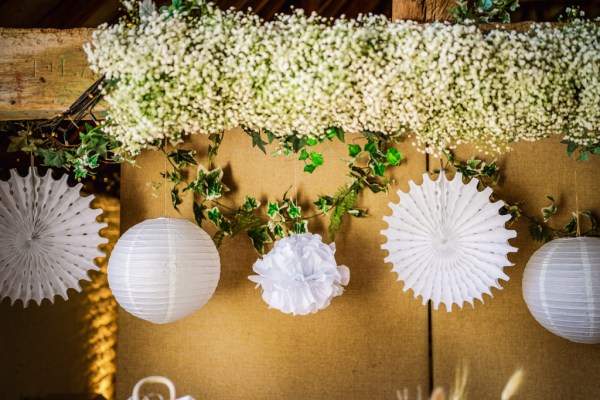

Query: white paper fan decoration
[[381, 172, 517, 311], [0, 168, 106, 307]]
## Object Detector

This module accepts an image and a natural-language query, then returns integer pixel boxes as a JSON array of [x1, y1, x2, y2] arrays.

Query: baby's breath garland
[[85, 0, 600, 155]]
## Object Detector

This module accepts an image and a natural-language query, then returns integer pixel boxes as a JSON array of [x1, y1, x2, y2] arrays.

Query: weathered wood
[[0, 28, 100, 121], [392, 0, 453, 21]]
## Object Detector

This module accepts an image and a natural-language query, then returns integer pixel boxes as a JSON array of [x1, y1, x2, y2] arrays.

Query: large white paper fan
[[0, 169, 107, 306], [381, 172, 517, 311]]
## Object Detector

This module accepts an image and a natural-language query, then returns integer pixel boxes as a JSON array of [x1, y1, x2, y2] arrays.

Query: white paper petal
[[0, 168, 107, 306], [249, 233, 349, 315], [381, 172, 517, 311]]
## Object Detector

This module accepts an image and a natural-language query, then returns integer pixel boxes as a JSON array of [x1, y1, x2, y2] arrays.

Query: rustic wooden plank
[[0, 28, 100, 121], [393, 0, 452, 21]]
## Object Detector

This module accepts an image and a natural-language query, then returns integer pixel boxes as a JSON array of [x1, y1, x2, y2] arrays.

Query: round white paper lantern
[[108, 218, 220, 324], [522, 237, 600, 344]]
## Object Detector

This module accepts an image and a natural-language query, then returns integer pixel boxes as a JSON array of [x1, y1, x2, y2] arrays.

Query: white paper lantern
[[0, 168, 106, 306], [108, 218, 220, 324], [381, 172, 517, 311], [249, 233, 350, 315], [522, 237, 600, 344]]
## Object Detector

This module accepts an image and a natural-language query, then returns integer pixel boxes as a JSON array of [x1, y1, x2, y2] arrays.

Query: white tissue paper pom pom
[[249, 233, 350, 315]]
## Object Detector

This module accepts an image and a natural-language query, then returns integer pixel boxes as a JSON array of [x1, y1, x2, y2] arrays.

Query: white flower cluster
[[248, 233, 350, 315], [85, 1, 600, 154]]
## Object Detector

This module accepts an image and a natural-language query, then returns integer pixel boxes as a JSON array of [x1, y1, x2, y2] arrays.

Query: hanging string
[[294, 157, 299, 223], [30, 152, 36, 229], [575, 167, 581, 237], [164, 140, 168, 218]]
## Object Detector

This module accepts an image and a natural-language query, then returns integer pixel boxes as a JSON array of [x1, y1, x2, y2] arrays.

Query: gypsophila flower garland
[[85, 0, 600, 155]]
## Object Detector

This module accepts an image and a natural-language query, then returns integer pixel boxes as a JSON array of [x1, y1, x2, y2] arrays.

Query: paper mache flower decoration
[[249, 233, 350, 315], [0, 169, 106, 306], [381, 172, 517, 311]]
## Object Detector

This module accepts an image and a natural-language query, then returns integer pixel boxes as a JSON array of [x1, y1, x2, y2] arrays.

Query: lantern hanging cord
[[294, 157, 299, 222], [30, 152, 36, 222], [164, 140, 167, 218], [575, 167, 580, 237]]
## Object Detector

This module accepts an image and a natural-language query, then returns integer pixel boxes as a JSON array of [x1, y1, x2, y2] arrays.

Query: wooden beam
[[392, 0, 453, 21], [0, 28, 99, 121]]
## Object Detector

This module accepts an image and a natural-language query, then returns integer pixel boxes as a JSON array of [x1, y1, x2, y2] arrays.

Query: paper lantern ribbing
[[523, 237, 600, 344], [249, 233, 350, 315], [108, 218, 220, 324], [0, 169, 106, 306], [381, 172, 517, 311]]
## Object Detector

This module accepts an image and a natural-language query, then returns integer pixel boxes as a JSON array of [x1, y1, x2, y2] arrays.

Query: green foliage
[[444, 150, 599, 242], [448, 0, 519, 23], [168, 149, 197, 168], [3, 119, 132, 180], [7, 130, 43, 153], [328, 185, 358, 240], [562, 139, 600, 162]]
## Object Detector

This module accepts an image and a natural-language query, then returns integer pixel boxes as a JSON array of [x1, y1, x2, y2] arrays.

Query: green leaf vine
[[1, 77, 133, 180], [448, 0, 520, 23], [441, 151, 599, 242], [156, 127, 405, 254]]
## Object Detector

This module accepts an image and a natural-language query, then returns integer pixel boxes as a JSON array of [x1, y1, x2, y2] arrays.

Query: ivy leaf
[[466, 158, 481, 168], [309, 152, 324, 166], [299, 149, 309, 161], [207, 207, 222, 226], [373, 162, 386, 177], [541, 196, 557, 222], [264, 129, 277, 144], [348, 144, 361, 157], [386, 148, 403, 166], [529, 222, 544, 242], [305, 138, 318, 146], [206, 180, 223, 200], [36, 148, 67, 168], [7, 130, 40, 153], [292, 220, 308, 234], [364, 141, 377, 154], [314, 195, 334, 214], [168, 149, 197, 168], [288, 202, 301, 219], [564, 214, 578, 235], [247, 225, 272, 254], [171, 188, 183, 210], [247, 128, 268, 154], [579, 210, 597, 231], [304, 164, 317, 174], [193, 202, 207, 226], [268, 220, 285, 238], [562, 139, 578, 157], [242, 196, 260, 212], [481, 161, 498, 177], [325, 126, 345, 142], [267, 201, 280, 219]]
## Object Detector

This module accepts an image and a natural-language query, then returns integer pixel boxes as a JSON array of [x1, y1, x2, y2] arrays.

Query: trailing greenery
[[154, 128, 404, 254], [1, 78, 133, 179], [448, 0, 520, 23], [442, 152, 599, 242]]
